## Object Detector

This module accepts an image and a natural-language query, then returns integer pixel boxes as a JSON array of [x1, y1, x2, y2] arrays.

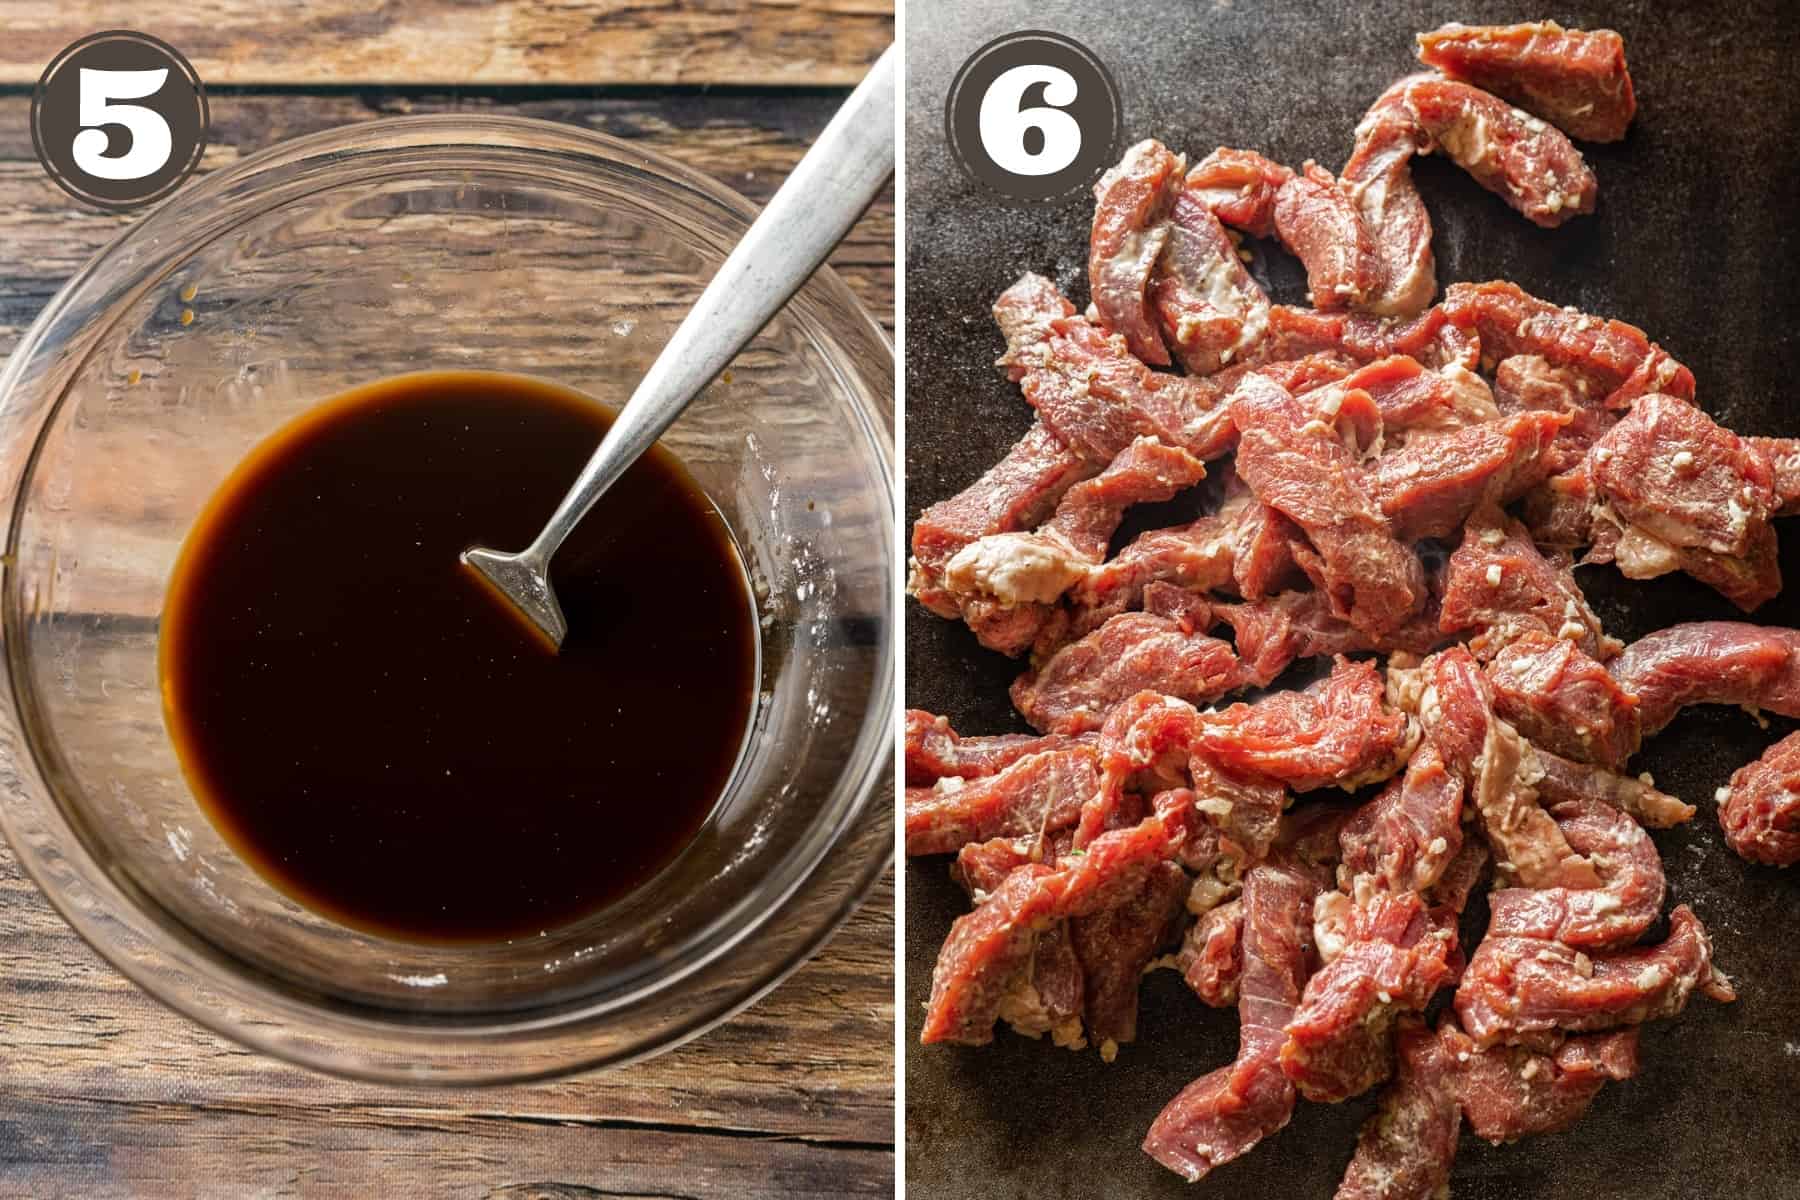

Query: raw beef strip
[[1333, 1019, 1461, 1200], [1280, 890, 1459, 1102], [1219, 589, 1447, 688], [1747, 435, 1800, 515], [1142, 580, 1215, 630], [1259, 304, 1479, 372], [993, 268, 1078, 349], [1341, 87, 1437, 317], [902, 709, 1086, 786], [1486, 631, 1639, 766], [1442, 1021, 1640, 1144], [1196, 657, 1415, 793], [1230, 495, 1309, 601], [1386, 73, 1598, 228], [1012, 612, 1243, 734], [1442, 281, 1694, 409], [1186, 147, 1294, 238], [1590, 393, 1777, 558], [904, 744, 1100, 856], [1719, 730, 1800, 866], [999, 276, 1238, 464], [1231, 375, 1427, 637], [1417, 22, 1636, 143], [1322, 354, 1498, 435], [1521, 460, 1598, 550], [1494, 353, 1617, 472], [943, 437, 1207, 611], [1485, 797, 1665, 951], [1090, 139, 1183, 364], [1186, 749, 1290, 865], [1532, 748, 1694, 828], [1372, 410, 1566, 540], [1071, 860, 1189, 1055], [1440, 505, 1614, 662], [1455, 905, 1735, 1048], [923, 792, 1193, 1044], [1608, 622, 1800, 740], [1415, 646, 1599, 889], [1179, 897, 1246, 1007], [1142, 861, 1318, 1181], [950, 837, 1091, 1046], [1065, 509, 1239, 640], [1152, 187, 1273, 374], [909, 424, 1090, 620], [1274, 162, 1377, 310], [1338, 744, 1463, 895]]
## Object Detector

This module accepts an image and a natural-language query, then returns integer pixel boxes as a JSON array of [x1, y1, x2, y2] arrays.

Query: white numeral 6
[[72, 67, 174, 181], [977, 64, 1082, 178]]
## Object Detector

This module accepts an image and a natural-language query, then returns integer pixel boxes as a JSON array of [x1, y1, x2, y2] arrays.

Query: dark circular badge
[[31, 30, 209, 211], [944, 30, 1122, 204]]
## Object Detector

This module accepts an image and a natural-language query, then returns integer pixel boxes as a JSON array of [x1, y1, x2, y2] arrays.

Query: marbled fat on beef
[[1089, 139, 1183, 364]]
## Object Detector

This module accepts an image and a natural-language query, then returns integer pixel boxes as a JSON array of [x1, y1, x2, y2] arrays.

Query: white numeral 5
[[72, 67, 173, 181]]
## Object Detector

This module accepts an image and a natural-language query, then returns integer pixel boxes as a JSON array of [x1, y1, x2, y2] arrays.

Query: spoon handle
[[525, 44, 896, 564]]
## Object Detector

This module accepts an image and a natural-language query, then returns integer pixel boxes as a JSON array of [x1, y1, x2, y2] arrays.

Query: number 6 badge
[[945, 30, 1122, 204], [31, 30, 209, 211]]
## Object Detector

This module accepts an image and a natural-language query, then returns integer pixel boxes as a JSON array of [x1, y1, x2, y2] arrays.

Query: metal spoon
[[463, 46, 895, 649]]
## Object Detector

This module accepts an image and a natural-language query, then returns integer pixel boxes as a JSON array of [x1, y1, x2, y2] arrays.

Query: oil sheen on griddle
[[160, 371, 757, 943]]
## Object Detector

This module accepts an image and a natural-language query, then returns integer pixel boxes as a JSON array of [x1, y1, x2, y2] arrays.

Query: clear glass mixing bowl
[[0, 116, 893, 1084]]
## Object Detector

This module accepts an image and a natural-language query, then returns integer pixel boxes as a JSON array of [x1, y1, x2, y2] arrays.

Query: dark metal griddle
[[904, 2, 1800, 1196]]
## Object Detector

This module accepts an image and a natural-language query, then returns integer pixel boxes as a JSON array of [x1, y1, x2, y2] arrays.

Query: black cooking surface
[[904, 2, 1800, 1196]]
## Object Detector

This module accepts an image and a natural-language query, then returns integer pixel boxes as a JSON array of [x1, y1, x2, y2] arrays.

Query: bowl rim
[[0, 112, 895, 1084]]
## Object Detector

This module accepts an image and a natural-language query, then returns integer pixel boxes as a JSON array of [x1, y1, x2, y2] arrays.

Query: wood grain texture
[[0, 84, 893, 1199], [0, 1, 893, 86]]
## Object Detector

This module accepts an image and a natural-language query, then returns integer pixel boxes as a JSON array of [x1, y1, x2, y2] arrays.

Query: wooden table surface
[[0, 4, 895, 1197]]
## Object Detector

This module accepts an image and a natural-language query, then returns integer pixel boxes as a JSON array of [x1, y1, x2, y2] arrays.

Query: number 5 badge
[[945, 30, 1122, 204], [31, 30, 209, 211]]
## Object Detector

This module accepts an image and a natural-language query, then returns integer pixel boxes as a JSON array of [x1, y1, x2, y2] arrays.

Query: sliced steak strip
[[1179, 897, 1246, 1007], [1333, 1018, 1461, 1200], [1280, 890, 1459, 1103], [1372, 410, 1567, 541], [1153, 186, 1273, 375], [1220, 588, 1448, 688], [1232, 375, 1427, 637], [1415, 646, 1599, 890], [922, 792, 1193, 1045], [1089, 139, 1183, 364], [1339, 743, 1463, 896], [1441, 506, 1614, 662], [1442, 280, 1694, 409], [1608, 621, 1800, 740], [1455, 905, 1735, 1048], [1719, 730, 1800, 867], [1143, 861, 1319, 1181], [1443, 1021, 1640, 1144], [1531, 749, 1693, 828], [1274, 162, 1377, 310], [902, 709, 1085, 786], [1071, 860, 1189, 1056], [1487, 631, 1639, 766], [1011, 612, 1242, 735], [1186, 147, 1294, 238], [904, 743, 1101, 857], [1197, 656, 1416, 793], [1416, 21, 1636, 143], [1485, 797, 1665, 951]]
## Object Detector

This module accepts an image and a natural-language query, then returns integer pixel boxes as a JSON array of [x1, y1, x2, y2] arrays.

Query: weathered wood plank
[[0, 1, 893, 86], [0, 92, 895, 347]]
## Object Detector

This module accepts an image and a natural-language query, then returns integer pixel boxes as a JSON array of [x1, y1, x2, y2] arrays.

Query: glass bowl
[[0, 116, 893, 1084]]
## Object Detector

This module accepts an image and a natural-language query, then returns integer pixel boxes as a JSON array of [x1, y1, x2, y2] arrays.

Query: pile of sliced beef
[[908, 20, 1795, 1197]]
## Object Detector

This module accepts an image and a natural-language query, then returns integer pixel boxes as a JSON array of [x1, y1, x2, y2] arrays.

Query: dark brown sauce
[[160, 371, 757, 944]]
